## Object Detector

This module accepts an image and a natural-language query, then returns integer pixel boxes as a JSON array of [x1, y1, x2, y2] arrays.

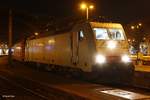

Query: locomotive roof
[[90, 22, 123, 28], [27, 21, 123, 40]]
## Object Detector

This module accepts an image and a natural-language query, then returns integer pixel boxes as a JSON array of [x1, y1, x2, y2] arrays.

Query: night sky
[[0, 0, 150, 43], [1, 0, 150, 21]]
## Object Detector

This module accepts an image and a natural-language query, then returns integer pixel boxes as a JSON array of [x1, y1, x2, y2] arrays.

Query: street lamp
[[131, 26, 135, 30], [80, 3, 94, 20], [138, 23, 142, 26], [131, 23, 143, 30], [34, 32, 39, 36]]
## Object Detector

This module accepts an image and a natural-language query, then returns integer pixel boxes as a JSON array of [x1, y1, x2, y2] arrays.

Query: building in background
[[0, 43, 8, 55], [125, 18, 150, 56], [124, 18, 150, 65]]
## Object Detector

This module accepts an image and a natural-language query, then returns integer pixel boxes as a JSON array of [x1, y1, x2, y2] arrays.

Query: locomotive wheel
[[71, 69, 83, 78], [82, 71, 100, 82]]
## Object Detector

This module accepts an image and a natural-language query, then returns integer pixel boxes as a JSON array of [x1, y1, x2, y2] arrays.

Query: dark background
[[0, 0, 149, 21], [0, 0, 149, 43]]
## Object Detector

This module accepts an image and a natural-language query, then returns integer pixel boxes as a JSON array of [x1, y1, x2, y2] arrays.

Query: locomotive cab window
[[78, 30, 85, 41], [108, 29, 125, 40], [93, 28, 125, 40], [93, 28, 109, 40]]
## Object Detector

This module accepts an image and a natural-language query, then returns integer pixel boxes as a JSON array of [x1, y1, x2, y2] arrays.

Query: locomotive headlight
[[107, 41, 117, 49], [96, 54, 106, 64], [121, 55, 131, 63]]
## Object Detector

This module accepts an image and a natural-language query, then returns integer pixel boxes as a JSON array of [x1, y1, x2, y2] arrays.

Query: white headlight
[[121, 55, 130, 63], [96, 54, 106, 64], [107, 41, 117, 49]]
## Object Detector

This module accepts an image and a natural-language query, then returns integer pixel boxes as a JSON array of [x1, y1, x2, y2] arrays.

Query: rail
[[0, 74, 48, 100]]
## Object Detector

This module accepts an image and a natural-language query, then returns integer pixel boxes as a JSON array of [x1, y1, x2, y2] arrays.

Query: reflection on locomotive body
[[12, 21, 134, 84]]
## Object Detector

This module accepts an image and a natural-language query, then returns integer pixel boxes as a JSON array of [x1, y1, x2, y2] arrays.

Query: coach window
[[78, 30, 85, 41]]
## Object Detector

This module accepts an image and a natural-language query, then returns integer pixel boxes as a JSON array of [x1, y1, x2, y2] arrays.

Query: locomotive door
[[71, 32, 79, 65], [25, 41, 29, 61]]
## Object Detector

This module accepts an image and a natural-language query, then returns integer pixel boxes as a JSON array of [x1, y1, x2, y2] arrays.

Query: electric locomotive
[[12, 21, 134, 83]]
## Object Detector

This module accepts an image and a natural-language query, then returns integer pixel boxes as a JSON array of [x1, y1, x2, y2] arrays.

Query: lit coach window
[[78, 30, 85, 41]]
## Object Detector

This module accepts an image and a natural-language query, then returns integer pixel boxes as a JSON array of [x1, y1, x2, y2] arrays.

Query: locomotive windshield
[[93, 28, 125, 40]]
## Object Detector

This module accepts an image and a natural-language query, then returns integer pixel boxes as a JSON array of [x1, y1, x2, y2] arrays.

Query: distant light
[[80, 3, 94, 10], [133, 39, 135, 42], [16, 46, 21, 50], [138, 23, 142, 26], [48, 39, 55, 44], [131, 26, 135, 30], [128, 39, 131, 42], [34, 32, 39, 36], [89, 5, 94, 9], [80, 3, 87, 9]]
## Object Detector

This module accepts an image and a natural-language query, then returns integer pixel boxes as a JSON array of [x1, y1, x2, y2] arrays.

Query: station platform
[[135, 65, 150, 72], [0, 56, 149, 99], [0, 62, 149, 100]]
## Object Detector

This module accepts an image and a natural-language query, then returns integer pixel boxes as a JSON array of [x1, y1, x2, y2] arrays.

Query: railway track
[[0, 73, 49, 100], [0, 57, 149, 100], [0, 71, 86, 100], [0, 67, 149, 100]]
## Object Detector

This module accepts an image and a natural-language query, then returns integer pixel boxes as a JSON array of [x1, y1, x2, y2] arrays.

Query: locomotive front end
[[90, 22, 134, 83]]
